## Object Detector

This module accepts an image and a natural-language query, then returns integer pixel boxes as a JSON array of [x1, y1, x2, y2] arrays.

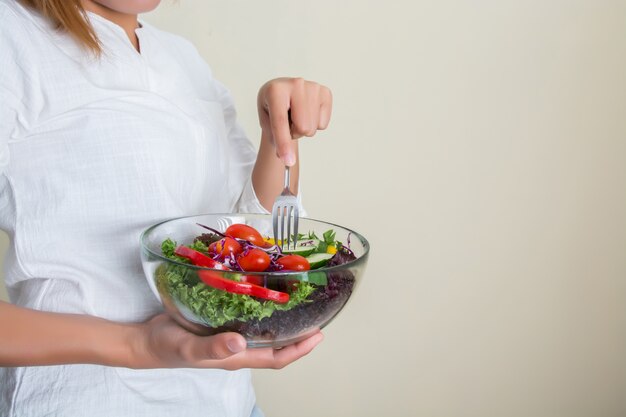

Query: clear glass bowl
[[140, 213, 369, 348]]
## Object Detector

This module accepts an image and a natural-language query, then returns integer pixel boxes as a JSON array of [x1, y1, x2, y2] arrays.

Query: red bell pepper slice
[[174, 246, 289, 303], [174, 246, 229, 270], [197, 271, 289, 304]]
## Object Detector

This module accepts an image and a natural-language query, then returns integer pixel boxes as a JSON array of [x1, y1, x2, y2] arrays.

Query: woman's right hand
[[133, 313, 324, 370]]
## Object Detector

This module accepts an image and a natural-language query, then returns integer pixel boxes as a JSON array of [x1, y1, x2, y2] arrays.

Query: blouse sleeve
[[0, 4, 36, 175], [0, 89, 15, 174], [213, 80, 267, 214], [147, 27, 305, 215], [0, 12, 17, 173], [0, 78, 25, 174]]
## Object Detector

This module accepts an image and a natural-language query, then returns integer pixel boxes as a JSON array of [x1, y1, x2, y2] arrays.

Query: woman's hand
[[257, 77, 332, 166], [0, 302, 322, 370], [133, 313, 324, 370], [253, 78, 332, 211]]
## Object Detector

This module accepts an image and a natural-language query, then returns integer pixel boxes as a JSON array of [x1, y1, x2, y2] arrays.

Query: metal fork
[[271, 166, 299, 250]]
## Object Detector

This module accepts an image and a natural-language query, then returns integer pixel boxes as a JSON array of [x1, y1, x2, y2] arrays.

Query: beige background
[[2, 0, 626, 416]]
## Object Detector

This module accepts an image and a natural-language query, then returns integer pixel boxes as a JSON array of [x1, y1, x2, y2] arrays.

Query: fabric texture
[[0, 1, 291, 415]]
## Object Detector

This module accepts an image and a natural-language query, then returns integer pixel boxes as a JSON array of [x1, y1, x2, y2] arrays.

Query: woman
[[0, 0, 331, 415]]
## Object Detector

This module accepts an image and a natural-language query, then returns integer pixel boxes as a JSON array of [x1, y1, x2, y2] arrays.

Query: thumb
[[186, 332, 247, 362]]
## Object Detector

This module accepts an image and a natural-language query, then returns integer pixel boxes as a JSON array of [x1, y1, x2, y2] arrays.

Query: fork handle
[[283, 166, 291, 191]]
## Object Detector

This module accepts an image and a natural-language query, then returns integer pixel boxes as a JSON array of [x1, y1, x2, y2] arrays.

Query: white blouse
[[0, 1, 273, 415]]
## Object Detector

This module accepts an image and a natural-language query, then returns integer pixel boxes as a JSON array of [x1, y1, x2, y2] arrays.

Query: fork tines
[[271, 166, 299, 250], [272, 203, 299, 250]]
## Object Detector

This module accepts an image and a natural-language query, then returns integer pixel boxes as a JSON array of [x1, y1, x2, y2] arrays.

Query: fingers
[[264, 83, 295, 166], [318, 87, 333, 130], [288, 80, 333, 137], [288, 78, 320, 139], [226, 330, 324, 370], [144, 314, 323, 370], [192, 331, 323, 370], [269, 331, 324, 369], [181, 332, 247, 363], [259, 78, 333, 167]]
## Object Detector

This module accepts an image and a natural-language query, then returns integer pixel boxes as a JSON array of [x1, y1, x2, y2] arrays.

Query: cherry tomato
[[237, 248, 271, 272], [277, 254, 311, 271], [225, 224, 269, 247], [215, 237, 242, 257], [208, 241, 218, 255]]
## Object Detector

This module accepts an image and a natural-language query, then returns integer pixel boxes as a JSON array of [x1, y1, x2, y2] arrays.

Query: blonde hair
[[20, 0, 101, 54]]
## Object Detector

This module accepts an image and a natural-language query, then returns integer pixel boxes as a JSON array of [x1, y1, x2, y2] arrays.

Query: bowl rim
[[140, 213, 370, 276]]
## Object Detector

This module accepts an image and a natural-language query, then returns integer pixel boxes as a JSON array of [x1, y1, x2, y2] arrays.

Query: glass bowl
[[140, 213, 369, 348]]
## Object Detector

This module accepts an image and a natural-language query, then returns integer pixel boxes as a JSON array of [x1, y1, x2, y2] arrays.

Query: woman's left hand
[[257, 78, 333, 167], [134, 313, 324, 370]]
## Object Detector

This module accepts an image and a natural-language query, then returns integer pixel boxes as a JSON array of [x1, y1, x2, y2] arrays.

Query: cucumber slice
[[296, 271, 328, 285], [282, 239, 320, 257], [305, 252, 334, 269]]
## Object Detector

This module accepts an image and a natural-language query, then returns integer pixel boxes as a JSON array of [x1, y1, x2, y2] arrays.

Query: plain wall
[[2, 1, 625, 416]]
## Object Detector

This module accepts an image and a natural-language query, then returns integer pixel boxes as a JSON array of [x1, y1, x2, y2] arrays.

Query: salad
[[156, 222, 357, 340]]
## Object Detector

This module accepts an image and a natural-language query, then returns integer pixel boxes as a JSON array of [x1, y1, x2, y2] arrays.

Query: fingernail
[[283, 152, 296, 167], [227, 338, 246, 353]]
